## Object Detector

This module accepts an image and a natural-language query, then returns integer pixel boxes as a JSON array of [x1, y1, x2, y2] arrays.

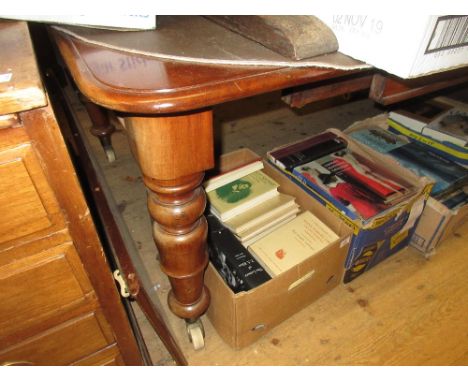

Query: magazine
[[293, 148, 409, 220], [349, 126, 468, 198]]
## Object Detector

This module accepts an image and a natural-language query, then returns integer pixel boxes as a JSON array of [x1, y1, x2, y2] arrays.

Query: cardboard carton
[[268, 129, 432, 283], [345, 114, 468, 256], [411, 197, 468, 256], [316, 15, 468, 78], [204, 149, 352, 349]]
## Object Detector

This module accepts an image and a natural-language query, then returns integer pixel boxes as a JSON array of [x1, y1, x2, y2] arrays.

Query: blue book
[[349, 127, 468, 198]]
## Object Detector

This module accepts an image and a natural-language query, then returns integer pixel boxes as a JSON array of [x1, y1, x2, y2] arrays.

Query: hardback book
[[388, 99, 468, 148], [237, 207, 300, 247], [267, 131, 347, 171], [222, 193, 298, 234], [206, 213, 271, 293], [248, 211, 339, 277], [203, 158, 264, 192], [207, 170, 279, 221], [349, 126, 468, 198], [292, 149, 410, 219]]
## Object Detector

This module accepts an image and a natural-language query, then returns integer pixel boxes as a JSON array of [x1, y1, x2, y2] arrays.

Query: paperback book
[[388, 99, 468, 148], [349, 126, 468, 198], [207, 170, 279, 221], [388, 99, 450, 132], [423, 108, 468, 148], [248, 211, 338, 277]]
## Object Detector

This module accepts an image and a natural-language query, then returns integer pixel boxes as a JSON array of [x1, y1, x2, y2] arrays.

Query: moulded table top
[[51, 16, 369, 115]]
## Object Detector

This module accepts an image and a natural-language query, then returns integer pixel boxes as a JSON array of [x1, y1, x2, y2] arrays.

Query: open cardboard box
[[345, 114, 468, 256], [204, 148, 352, 349], [267, 128, 432, 283]]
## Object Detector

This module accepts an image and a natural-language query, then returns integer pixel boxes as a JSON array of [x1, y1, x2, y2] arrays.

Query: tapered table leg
[[82, 98, 117, 162], [125, 109, 214, 349]]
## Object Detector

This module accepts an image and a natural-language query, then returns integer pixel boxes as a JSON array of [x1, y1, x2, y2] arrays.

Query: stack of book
[[248, 210, 339, 277], [206, 213, 272, 293], [387, 97, 468, 166], [206, 163, 300, 246], [268, 131, 414, 220], [348, 126, 468, 211], [202, 152, 351, 290]]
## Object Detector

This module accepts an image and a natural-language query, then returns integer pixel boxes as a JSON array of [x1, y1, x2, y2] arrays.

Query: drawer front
[[0, 242, 94, 343], [0, 136, 65, 250], [71, 344, 125, 366], [0, 310, 115, 365]]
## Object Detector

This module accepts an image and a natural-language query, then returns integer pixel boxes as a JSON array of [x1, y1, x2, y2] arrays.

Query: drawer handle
[[2, 361, 34, 366]]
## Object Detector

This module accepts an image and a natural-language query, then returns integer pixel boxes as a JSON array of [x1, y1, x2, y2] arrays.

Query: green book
[[207, 170, 279, 221]]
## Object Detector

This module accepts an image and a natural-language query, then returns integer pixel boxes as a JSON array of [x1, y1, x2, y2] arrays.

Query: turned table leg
[[124, 109, 214, 350], [82, 98, 117, 162]]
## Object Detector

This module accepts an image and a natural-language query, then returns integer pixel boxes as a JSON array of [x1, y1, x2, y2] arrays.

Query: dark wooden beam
[[282, 73, 373, 108], [369, 68, 468, 105]]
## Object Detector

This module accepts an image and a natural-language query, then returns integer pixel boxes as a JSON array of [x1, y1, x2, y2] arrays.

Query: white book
[[248, 211, 339, 277], [237, 207, 300, 244], [223, 193, 297, 234], [422, 109, 468, 148], [240, 214, 297, 248], [388, 111, 426, 134]]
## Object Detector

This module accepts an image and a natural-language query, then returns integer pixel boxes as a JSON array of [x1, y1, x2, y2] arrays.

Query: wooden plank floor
[[69, 89, 468, 366]]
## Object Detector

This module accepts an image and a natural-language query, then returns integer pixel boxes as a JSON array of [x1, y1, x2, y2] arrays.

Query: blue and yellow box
[[346, 114, 468, 256], [268, 128, 432, 283]]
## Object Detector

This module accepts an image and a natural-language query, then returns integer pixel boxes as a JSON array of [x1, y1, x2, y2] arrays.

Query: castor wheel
[[186, 319, 205, 350], [104, 146, 116, 163]]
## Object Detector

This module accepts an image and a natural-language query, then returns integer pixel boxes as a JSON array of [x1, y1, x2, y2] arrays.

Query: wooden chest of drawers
[[0, 20, 142, 366]]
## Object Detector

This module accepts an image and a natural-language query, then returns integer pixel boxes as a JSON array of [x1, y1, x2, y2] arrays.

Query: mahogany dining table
[[50, 16, 467, 351]]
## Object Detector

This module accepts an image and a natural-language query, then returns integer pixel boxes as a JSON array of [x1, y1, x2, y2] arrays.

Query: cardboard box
[[204, 149, 352, 349], [411, 197, 468, 257], [268, 129, 432, 283], [345, 114, 468, 256], [316, 15, 468, 78]]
